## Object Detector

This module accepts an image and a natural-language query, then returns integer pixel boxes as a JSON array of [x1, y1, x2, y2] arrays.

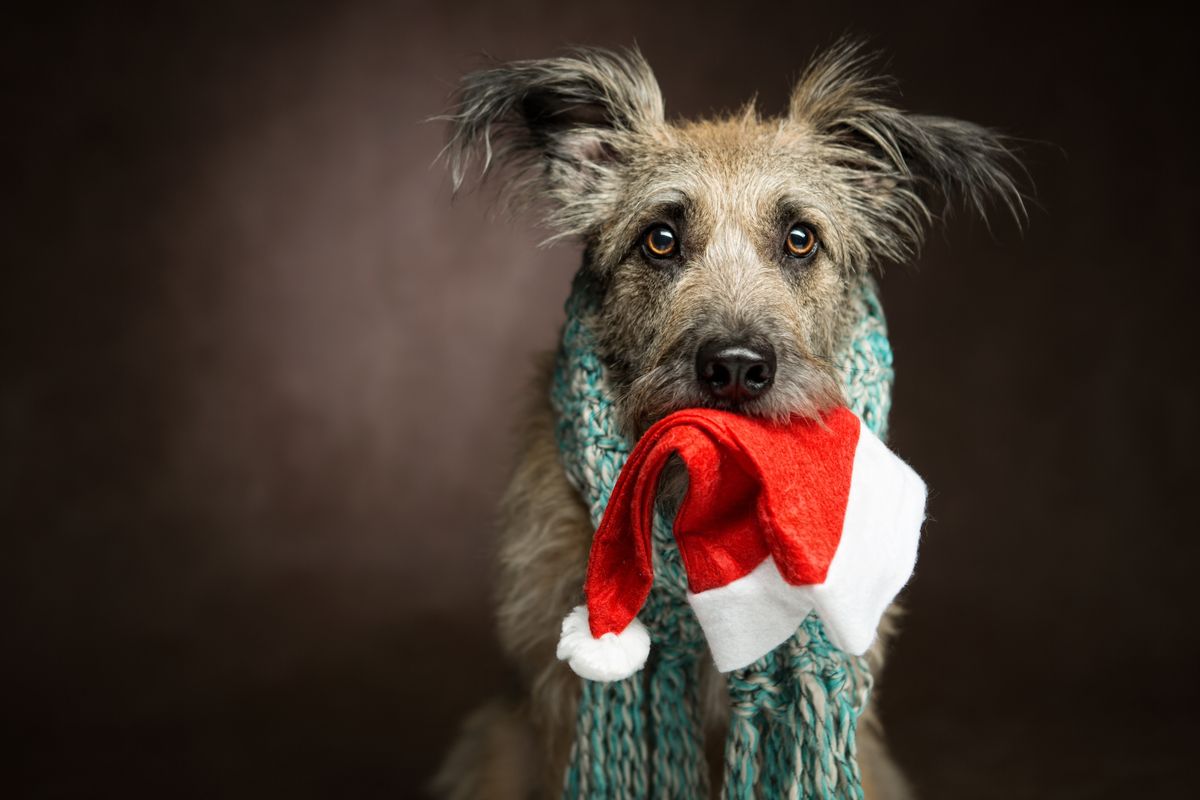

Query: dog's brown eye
[[785, 224, 818, 259], [643, 225, 678, 259]]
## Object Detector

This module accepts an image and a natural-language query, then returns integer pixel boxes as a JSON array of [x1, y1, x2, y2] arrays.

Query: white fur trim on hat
[[556, 605, 650, 682], [687, 419, 926, 671]]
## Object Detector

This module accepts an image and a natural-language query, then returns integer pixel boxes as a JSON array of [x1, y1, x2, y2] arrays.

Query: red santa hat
[[556, 406, 927, 682]]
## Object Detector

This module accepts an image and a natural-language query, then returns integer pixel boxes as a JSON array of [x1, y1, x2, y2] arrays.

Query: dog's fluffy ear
[[442, 47, 664, 238], [789, 39, 1027, 270]]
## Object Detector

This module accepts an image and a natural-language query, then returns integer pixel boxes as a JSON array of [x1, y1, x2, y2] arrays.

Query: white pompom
[[556, 605, 650, 682]]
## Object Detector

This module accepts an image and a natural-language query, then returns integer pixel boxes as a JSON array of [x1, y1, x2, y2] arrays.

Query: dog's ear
[[788, 39, 1027, 270], [442, 47, 664, 237]]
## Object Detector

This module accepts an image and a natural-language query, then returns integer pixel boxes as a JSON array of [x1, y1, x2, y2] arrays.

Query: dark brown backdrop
[[5, 2, 1198, 797]]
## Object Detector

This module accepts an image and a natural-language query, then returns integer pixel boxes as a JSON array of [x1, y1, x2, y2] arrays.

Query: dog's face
[[446, 43, 1022, 434], [585, 119, 858, 432]]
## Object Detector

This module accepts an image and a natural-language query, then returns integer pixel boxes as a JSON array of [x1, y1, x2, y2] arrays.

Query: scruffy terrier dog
[[433, 41, 1023, 799]]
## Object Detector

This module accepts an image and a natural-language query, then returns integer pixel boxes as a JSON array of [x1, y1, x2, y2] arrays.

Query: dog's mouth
[[621, 355, 843, 439], [647, 393, 771, 425]]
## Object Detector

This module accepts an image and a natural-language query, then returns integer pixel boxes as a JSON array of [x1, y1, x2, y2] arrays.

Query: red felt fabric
[[585, 407, 861, 638]]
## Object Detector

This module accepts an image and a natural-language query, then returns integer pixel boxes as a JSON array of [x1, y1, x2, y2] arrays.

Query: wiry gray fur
[[790, 39, 1027, 270], [441, 47, 664, 240], [434, 40, 1028, 800], [442, 42, 1026, 433]]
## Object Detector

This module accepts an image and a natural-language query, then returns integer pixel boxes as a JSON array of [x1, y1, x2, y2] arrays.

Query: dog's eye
[[785, 224, 819, 259], [642, 225, 678, 259]]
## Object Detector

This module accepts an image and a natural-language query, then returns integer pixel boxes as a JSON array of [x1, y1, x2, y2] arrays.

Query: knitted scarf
[[551, 274, 894, 799]]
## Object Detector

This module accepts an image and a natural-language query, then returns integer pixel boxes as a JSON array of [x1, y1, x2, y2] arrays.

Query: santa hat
[[556, 406, 927, 682]]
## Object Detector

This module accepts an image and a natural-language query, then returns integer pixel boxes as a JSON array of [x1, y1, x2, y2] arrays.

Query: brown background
[[4, 1, 1198, 797]]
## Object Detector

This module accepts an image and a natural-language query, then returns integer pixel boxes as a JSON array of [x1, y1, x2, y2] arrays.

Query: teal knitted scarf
[[551, 274, 895, 799]]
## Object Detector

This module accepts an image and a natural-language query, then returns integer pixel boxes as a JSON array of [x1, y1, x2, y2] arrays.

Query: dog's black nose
[[695, 339, 776, 402]]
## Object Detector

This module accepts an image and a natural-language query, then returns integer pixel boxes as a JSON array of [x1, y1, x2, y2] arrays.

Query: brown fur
[[432, 40, 1024, 799]]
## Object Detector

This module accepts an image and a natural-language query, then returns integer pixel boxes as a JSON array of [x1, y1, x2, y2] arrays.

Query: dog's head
[[444, 42, 1024, 435]]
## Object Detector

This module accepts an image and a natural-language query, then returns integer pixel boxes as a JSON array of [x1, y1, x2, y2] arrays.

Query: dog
[[431, 41, 1024, 799]]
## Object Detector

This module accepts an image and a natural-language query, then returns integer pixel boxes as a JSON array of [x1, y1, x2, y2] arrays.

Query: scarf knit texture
[[551, 274, 894, 799]]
